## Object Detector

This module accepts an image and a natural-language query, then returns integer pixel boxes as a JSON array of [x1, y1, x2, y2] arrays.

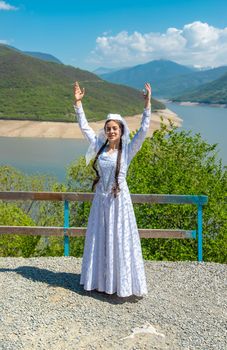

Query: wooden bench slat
[[0, 226, 196, 239], [138, 229, 196, 239], [0, 226, 65, 236], [0, 191, 208, 205]]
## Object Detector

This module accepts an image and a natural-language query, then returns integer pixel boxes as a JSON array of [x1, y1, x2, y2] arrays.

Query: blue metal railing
[[0, 191, 208, 261], [64, 200, 70, 257]]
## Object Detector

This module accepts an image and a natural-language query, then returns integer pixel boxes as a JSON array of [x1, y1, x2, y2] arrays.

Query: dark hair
[[92, 120, 124, 198]]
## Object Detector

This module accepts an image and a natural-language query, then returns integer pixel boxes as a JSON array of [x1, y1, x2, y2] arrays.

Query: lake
[[166, 102, 226, 165], [0, 137, 89, 183], [0, 103, 226, 183]]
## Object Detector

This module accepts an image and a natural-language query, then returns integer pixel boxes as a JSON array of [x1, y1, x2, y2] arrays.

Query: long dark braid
[[111, 137, 122, 198], [91, 139, 108, 191]]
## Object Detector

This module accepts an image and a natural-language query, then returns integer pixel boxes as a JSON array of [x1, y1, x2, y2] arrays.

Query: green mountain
[[99, 60, 227, 99], [173, 72, 227, 105], [0, 45, 164, 122]]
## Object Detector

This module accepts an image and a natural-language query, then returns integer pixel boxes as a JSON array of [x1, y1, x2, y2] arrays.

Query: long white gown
[[74, 104, 151, 297]]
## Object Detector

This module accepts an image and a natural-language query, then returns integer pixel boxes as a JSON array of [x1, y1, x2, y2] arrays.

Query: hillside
[[173, 72, 227, 104], [99, 59, 227, 99], [0, 45, 164, 122]]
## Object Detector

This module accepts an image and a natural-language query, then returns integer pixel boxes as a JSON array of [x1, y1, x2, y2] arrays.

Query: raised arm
[[73, 81, 97, 148], [127, 83, 152, 164]]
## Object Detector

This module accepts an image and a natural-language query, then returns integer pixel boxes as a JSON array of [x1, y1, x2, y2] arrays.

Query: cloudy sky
[[0, 0, 227, 71]]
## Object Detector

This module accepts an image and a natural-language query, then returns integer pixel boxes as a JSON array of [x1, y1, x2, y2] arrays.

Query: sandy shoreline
[[0, 109, 182, 139]]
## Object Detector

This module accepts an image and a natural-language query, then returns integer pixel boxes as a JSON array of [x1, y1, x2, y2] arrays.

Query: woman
[[74, 81, 151, 297]]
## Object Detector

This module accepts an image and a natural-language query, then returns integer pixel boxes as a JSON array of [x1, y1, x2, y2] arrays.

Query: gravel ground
[[0, 257, 226, 350]]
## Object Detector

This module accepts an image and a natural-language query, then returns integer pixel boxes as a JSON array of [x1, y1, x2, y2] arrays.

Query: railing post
[[64, 200, 70, 256], [197, 204, 203, 262]]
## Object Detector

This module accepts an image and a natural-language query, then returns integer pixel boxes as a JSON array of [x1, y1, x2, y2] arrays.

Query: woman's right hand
[[74, 81, 85, 106], [143, 82, 151, 109]]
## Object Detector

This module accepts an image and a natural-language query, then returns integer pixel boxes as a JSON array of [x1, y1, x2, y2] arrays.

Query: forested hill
[[0, 45, 164, 121], [173, 72, 227, 104]]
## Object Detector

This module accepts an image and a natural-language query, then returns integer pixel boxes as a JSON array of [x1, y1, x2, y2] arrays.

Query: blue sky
[[0, 0, 227, 71]]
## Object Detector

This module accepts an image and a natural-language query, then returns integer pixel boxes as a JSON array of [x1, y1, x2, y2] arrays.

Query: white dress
[[74, 104, 151, 297]]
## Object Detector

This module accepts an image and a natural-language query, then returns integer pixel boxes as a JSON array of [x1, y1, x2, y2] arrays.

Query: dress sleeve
[[127, 107, 151, 164], [74, 104, 98, 150]]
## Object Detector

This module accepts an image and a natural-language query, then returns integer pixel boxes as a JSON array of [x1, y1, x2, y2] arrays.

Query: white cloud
[[0, 1, 17, 10], [0, 39, 8, 44], [89, 21, 227, 68]]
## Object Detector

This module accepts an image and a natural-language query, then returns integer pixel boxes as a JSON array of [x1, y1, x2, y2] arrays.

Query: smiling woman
[[73, 80, 152, 297]]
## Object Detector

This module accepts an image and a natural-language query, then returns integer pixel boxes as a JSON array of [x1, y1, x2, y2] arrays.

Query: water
[[0, 137, 89, 183], [165, 102, 226, 165], [0, 103, 226, 183]]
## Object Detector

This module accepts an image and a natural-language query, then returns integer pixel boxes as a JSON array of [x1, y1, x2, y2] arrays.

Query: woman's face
[[105, 120, 122, 144]]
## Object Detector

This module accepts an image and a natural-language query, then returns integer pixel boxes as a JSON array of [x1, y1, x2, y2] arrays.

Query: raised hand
[[143, 82, 152, 109], [74, 81, 85, 106]]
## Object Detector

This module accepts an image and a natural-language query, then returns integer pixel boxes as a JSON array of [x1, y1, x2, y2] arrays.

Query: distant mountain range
[[153, 66, 227, 100], [173, 72, 227, 105], [100, 60, 193, 91], [92, 67, 123, 75], [0, 44, 164, 121], [98, 60, 227, 104], [4, 45, 62, 64], [23, 51, 62, 64]]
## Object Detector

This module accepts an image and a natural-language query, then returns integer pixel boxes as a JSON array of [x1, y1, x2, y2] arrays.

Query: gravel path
[[0, 257, 226, 350]]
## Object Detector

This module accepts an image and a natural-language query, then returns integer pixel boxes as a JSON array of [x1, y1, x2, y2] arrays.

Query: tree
[[0, 202, 38, 257], [0, 166, 65, 257]]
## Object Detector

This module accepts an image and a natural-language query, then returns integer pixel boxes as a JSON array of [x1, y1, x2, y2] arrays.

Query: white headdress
[[85, 113, 131, 165]]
